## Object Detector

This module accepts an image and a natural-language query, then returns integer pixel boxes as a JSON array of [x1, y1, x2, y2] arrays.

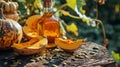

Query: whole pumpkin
[[0, 8, 22, 50]]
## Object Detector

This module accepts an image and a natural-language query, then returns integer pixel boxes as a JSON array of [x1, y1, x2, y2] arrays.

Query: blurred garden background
[[13, 0, 120, 64]]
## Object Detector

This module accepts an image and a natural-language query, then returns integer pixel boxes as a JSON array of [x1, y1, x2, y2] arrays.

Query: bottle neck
[[43, 0, 53, 12], [42, 0, 54, 17], [43, 7, 53, 13]]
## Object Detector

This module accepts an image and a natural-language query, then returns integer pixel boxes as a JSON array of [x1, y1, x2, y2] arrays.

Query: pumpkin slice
[[13, 36, 48, 55], [13, 38, 40, 49], [55, 38, 84, 52], [27, 37, 48, 49], [23, 26, 39, 39], [26, 15, 41, 31]]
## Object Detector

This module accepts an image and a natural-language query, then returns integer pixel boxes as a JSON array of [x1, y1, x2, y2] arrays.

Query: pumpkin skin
[[4, 12, 19, 21], [0, 0, 19, 21], [0, 8, 22, 50], [1, 0, 18, 13], [0, 0, 5, 5]]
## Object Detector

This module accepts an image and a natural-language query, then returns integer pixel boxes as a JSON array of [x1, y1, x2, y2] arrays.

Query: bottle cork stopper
[[43, 0, 52, 8]]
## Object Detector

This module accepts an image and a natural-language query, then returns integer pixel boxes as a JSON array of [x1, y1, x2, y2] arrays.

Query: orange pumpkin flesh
[[13, 38, 40, 49], [23, 26, 39, 39], [13, 36, 48, 55], [55, 38, 83, 52], [26, 15, 41, 31], [27, 38, 48, 49]]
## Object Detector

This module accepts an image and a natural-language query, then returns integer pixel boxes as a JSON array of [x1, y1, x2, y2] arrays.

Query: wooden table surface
[[0, 42, 117, 67]]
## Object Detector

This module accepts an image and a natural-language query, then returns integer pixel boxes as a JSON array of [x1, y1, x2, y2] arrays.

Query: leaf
[[66, 23, 78, 36], [76, 0, 86, 14], [34, 0, 41, 9], [66, 0, 96, 27], [115, 4, 120, 13], [66, 0, 76, 10], [111, 51, 120, 63], [66, 0, 86, 14], [79, 6, 86, 14]]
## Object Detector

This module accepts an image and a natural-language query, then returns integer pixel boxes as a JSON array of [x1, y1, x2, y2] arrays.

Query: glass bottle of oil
[[40, 0, 60, 48]]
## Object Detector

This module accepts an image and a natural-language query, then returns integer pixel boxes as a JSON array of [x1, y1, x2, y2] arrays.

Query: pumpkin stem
[[5, 0, 9, 2], [0, 8, 5, 19]]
